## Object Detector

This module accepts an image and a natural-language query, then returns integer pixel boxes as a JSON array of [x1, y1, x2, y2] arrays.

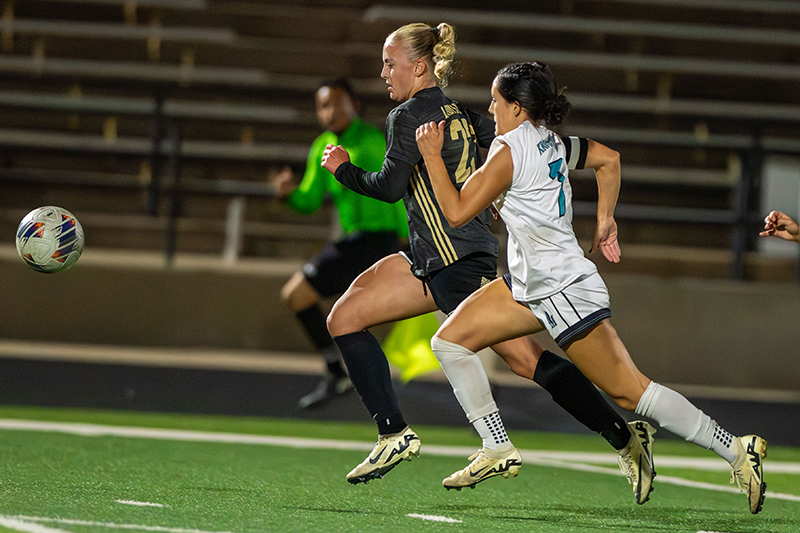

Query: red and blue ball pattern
[[16, 206, 85, 273]]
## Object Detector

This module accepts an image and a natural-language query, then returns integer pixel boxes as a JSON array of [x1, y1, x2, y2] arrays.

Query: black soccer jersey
[[334, 87, 592, 278], [337, 87, 499, 277]]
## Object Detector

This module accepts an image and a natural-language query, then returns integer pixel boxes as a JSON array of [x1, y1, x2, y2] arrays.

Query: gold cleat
[[443, 446, 521, 490], [346, 427, 420, 484], [730, 435, 768, 514]]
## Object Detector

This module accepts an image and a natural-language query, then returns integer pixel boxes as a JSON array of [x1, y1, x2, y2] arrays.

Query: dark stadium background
[[0, 0, 798, 446]]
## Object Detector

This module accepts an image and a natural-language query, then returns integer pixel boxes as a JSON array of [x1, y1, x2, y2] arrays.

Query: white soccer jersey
[[494, 121, 598, 302]]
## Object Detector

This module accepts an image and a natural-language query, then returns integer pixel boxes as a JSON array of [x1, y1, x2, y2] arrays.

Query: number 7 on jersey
[[548, 158, 566, 217]]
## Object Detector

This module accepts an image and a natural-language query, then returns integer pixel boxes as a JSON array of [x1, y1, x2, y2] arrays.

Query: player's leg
[[493, 331, 631, 439], [494, 273, 656, 504], [488, 275, 639, 455], [328, 253, 437, 336], [328, 253, 437, 484], [287, 232, 403, 409], [432, 277, 541, 489], [281, 271, 351, 408], [566, 320, 767, 513], [493, 336, 634, 447], [436, 277, 543, 349]]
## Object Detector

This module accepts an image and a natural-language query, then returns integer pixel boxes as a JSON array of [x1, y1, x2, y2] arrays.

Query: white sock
[[710, 424, 738, 464], [473, 411, 513, 452], [636, 382, 714, 447], [430, 336, 497, 422], [636, 382, 737, 462]]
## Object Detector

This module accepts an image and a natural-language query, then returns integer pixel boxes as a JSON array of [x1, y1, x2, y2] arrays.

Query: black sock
[[296, 305, 346, 377], [333, 331, 407, 434], [534, 350, 630, 450]]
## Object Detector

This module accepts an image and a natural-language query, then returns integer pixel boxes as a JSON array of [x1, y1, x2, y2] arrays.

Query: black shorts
[[403, 251, 497, 315], [303, 231, 402, 298]]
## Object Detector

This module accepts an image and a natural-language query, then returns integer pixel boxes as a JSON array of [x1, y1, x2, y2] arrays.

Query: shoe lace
[[729, 443, 747, 491], [459, 449, 490, 475], [730, 467, 745, 490], [372, 433, 394, 451], [618, 453, 635, 485]]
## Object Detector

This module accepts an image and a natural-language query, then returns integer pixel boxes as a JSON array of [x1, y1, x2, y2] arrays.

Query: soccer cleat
[[346, 427, 421, 484], [618, 420, 657, 505], [730, 435, 768, 514], [442, 446, 521, 490], [297, 374, 353, 409]]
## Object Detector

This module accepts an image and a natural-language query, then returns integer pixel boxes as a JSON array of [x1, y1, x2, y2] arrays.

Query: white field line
[[3, 517, 233, 533], [0, 517, 74, 533], [406, 513, 463, 523], [1, 418, 799, 504], [115, 501, 168, 508]]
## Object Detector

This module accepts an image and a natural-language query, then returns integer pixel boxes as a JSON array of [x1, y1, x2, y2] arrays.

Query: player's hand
[[270, 165, 295, 198], [415, 121, 445, 159], [590, 216, 621, 263], [759, 210, 800, 243], [321, 144, 351, 175]]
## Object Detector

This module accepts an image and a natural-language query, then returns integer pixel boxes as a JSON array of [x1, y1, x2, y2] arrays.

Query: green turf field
[[0, 406, 798, 533]]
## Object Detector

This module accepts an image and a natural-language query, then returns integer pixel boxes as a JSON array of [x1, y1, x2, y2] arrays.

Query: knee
[[496, 349, 537, 379], [494, 338, 541, 381], [326, 306, 344, 337], [608, 386, 646, 412], [281, 272, 318, 311], [431, 335, 470, 361], [507, 359, 537, 380], [610, 396, 639, 412], [435, 323, 468, 348], [327, 300, 357, 337], [279, 280, 294, 305]]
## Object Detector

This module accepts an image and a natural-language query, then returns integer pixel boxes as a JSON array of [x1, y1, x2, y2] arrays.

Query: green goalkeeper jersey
[[286, 117, 409, 238]]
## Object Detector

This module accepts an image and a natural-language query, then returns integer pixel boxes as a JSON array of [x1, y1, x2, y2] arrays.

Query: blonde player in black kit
[[322, 22, 654, 500]]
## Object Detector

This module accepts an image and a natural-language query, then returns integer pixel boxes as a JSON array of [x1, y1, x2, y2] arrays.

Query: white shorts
[[503, 272, 612, 347]]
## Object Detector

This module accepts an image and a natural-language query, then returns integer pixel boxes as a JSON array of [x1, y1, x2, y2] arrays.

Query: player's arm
[[584, 138, 621, 263], [584, 139, 621, 221], [322, 145, 410, 203], [417, 121, 511, 229]]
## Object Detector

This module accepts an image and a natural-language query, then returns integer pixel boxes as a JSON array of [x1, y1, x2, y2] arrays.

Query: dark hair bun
[[547, 93, 571, 126]]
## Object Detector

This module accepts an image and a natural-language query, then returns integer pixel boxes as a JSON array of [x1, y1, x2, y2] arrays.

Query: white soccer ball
[[15, 206, 85, 273]]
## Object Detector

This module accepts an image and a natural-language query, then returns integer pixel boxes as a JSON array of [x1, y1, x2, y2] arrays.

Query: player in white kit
[[415, 61, 768, 514]]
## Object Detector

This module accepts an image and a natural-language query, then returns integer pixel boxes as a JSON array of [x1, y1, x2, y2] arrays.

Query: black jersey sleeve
[[462, 107, 496, 149], [385, 107, 423, 167], [563, 136, 589, 170], [334, 157, 413, 203]]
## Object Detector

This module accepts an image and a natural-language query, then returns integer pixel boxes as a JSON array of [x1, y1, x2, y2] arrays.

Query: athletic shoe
[[442, 446, 521, 490], [730, 435, 768, 514], [346, 427, 421, 484], [297, 374, 353, 409], [618, 420, 657, 504]]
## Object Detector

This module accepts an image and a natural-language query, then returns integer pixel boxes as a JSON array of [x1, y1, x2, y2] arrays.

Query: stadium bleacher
[[2, 0, 800, 397], [1, 0, 799, 278]]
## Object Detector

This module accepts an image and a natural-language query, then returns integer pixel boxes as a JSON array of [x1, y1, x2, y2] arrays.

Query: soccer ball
[[15, 206, 85, 273]]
